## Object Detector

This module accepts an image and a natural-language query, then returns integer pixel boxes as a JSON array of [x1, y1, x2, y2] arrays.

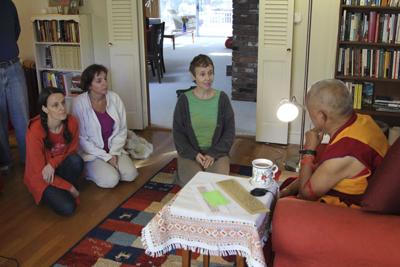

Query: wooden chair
[[147, 22, 165, 83]]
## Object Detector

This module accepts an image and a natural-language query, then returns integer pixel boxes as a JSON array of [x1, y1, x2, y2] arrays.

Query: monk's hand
[[304, 128, 323, 150], [203, 155, 215, 169], [279, 187, 291, 198], [42, 163, 55, 184], [196, 153, 206, 167], [280, 183, 297, 198]]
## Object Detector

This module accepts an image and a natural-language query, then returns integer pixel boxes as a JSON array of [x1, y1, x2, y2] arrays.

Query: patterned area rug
[[54, 159, 253, 267]]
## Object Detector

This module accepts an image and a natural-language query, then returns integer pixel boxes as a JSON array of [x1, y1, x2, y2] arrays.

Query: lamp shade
[[276, 99, 300, 122]]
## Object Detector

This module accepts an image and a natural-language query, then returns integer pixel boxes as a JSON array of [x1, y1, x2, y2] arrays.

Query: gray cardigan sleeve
[[173, 94, 199, 160]]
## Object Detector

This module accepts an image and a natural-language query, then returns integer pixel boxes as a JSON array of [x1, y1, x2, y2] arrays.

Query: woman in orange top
[[24, 87, 83, 216]]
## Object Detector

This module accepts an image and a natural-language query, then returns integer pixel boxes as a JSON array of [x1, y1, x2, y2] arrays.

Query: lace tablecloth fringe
[[141, 232, 266, 267]]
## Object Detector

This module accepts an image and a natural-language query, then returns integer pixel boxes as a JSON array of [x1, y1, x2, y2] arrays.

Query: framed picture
[[68, 0, 80, 14], [48, 0, 71, 7], [48, 0, 83, 7]]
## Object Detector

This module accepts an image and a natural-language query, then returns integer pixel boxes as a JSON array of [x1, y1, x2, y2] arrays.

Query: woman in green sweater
[[173, 54, 235, 186]]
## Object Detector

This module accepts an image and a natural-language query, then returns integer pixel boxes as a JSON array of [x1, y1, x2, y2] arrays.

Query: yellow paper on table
[[202, 190, 230, 207], [217, 179, 269, 214]]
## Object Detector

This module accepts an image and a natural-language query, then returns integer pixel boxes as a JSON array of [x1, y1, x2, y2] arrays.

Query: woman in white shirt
[[72, 64, 138, 188]]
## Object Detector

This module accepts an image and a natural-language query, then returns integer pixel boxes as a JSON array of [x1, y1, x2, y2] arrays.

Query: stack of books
[[345, 82, 374, 109], [338, 48, 400, 79], [340, 11, 400, 44], [373, 97, 400, 112], [40, 71, 82, 96], [35, 20, 80, 43], [343, 0, 400, 7]]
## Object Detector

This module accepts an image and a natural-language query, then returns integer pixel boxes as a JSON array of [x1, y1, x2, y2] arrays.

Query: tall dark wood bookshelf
[[335, 0, 400, 126]]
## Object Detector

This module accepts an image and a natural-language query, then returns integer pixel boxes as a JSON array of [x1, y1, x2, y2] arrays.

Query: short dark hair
[[189, 54, 214, 76], [80, 64, 108, 92]]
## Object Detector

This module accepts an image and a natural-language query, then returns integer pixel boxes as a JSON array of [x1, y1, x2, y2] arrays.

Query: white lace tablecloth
[[141, 171, 278, 267]]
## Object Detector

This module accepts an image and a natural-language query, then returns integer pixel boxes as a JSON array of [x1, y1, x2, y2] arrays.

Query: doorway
[[159, 0, 232, 37], [144, 0, 258, 134]]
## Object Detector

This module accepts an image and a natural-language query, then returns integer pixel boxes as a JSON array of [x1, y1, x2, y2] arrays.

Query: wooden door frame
[[141, 0, 151, 126]]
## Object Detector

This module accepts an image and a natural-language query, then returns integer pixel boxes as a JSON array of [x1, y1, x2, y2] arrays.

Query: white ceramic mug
[[250, 158, 278, 187]]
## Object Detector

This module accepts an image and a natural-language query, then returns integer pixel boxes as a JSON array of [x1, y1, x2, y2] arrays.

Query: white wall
[[14, 0, 110, 68], [288, 0, 340, 144], [14, 0, 47, 61], [79, 0, 110, 69]]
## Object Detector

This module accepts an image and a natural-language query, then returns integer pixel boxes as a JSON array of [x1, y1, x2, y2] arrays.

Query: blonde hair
[[306, 79, 353, 118]]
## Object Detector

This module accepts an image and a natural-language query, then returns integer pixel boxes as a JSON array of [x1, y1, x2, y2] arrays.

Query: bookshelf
[[31, 14, 94, 101], [335, 0, 400, 126]]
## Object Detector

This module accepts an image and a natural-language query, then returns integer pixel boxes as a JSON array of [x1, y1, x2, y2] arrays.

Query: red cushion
[[272, 198, 400, 267], [361, 138, 400, 214]]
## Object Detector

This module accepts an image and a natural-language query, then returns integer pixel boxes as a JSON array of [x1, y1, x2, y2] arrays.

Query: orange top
[[24, 115, 79, 204], [317, 113, 388, 208]]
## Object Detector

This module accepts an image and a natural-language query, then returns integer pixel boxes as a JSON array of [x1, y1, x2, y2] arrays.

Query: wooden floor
[[0, 128, 298, 266]]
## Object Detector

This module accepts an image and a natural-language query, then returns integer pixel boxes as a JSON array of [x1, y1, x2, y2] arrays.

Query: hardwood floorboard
[[0, 128, 297, 266]]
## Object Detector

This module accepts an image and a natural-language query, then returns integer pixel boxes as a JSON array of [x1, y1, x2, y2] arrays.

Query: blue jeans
[[42, 154, 84, 216], [0, 60, 29, 166]]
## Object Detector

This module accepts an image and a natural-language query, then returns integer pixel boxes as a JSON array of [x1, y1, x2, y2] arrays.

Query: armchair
[[168, 9, 196, 33], [272, 198, 400, 267], [272, 137, 400, 267]]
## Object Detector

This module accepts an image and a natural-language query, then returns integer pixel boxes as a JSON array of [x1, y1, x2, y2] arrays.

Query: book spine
[[353, 84, 358, 108], [368, 11, 377, 42], [378, 49, 385, 77], [357, 84, 362, 109], [374, 13, 380, 42], [341, 10, 347, 41]]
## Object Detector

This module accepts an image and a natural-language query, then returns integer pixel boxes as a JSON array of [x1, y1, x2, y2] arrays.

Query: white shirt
[[72, 91, 128, 162]]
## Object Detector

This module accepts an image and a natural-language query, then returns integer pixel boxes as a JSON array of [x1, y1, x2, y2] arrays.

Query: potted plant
[[181, 16, 188, 32]]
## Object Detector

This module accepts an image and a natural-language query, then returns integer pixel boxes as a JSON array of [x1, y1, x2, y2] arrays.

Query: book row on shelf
[[345, 81, 400, 112], [45, 45, 81, 70], [345, 81, 374, 109], [343, 0, 400, 6], [35, 20, 80, 43], [41, 71, 82, 95], [340, 11, 400, 43], [337, 48, 400, 79]]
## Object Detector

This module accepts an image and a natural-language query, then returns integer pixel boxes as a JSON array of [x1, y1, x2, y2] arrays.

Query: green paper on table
[[202, 190, 230, 207]]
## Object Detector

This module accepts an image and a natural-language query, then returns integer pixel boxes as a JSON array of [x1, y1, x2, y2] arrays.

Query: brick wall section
[[232, 0, 259, 102]]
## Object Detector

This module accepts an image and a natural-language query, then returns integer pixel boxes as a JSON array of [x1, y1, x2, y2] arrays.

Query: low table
[[141, 171, 281, 267], [164, 30, 194, 50]]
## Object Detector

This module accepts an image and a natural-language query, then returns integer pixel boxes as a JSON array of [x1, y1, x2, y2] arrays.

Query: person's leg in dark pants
[[40, 154, 83, 216], [55, 153, 84, 188], [42, 186, 76, 216]]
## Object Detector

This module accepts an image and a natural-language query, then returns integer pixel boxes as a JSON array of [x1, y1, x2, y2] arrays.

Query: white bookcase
[[31, 14, 94, 105]]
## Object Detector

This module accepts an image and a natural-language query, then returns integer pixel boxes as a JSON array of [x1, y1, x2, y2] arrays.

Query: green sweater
[[185, 90, 220, 150], [173, 89, 235, 160]]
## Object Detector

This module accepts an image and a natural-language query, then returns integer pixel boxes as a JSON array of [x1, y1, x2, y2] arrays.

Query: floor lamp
[[276, 0, 313, 172]]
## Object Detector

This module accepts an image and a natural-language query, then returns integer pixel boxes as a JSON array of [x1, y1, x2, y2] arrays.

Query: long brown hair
[[38, 87, 72, 150]]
